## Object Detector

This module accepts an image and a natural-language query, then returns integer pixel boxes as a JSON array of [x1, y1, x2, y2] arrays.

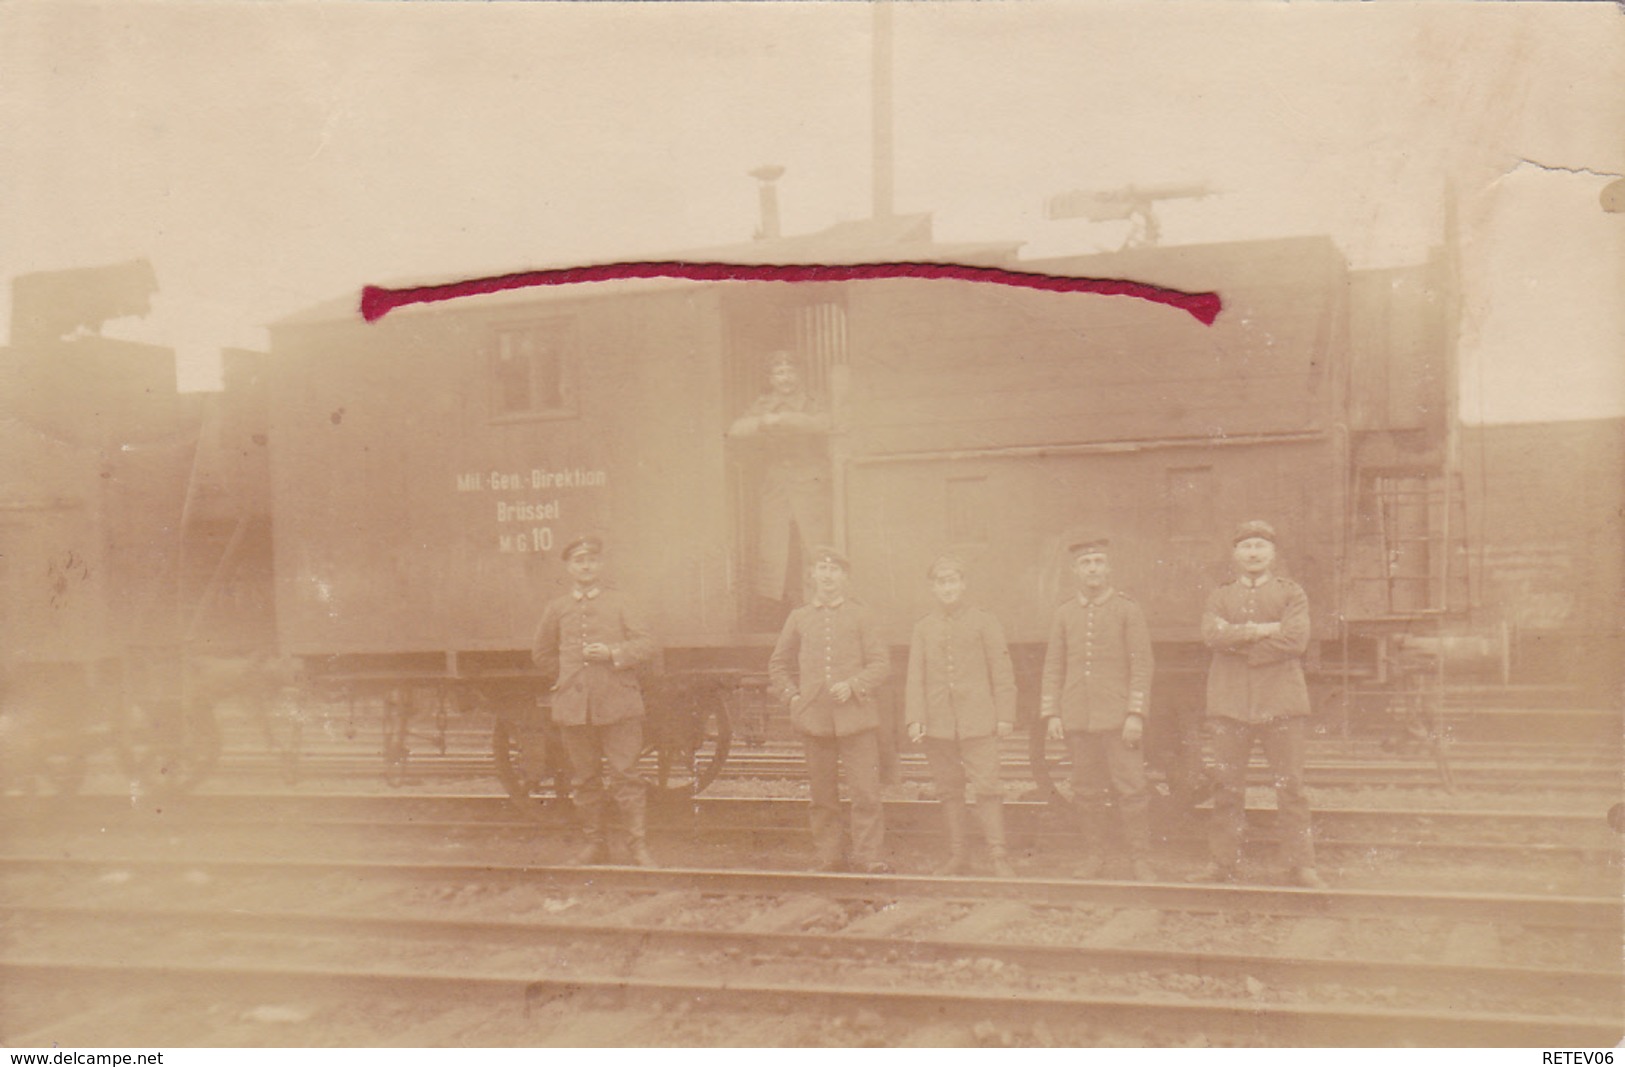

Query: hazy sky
[[2, 0, 1621, 421]]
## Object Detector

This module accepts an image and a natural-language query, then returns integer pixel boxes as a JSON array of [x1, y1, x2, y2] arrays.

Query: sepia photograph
[[1, 0, 1621, 1050]]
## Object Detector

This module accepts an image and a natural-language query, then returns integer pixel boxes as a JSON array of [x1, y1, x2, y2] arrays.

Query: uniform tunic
[[1040, 587, 1155, 857], [530, 586, 655, 726], [1200, 575, 1311, 723], [1040, 589, 1153, 733], [903, 605, 1017, 741], [769, 594, 891, 868], [768, 597, 890, 738]]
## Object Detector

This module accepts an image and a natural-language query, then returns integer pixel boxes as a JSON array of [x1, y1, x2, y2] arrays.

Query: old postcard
[[1, 0, 1621, 1053]]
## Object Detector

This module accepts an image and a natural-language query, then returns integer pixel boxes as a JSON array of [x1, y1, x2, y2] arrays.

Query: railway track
[[3, 791, 1617, 900], [157, 734, 1625, 796], [7, 711, 1618, 1045], [647, 755, 1620, 794], [3, 856, 1619, 1046], [34, 698, 1615, 803], [6, 791, 1619, 852]]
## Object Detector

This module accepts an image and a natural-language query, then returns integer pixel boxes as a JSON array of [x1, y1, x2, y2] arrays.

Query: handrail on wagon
[[847, 429, 1328, 467], [292, 663, 768, 686]]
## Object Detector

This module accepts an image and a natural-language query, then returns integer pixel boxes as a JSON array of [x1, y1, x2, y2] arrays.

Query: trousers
[[559, 719, 645, 836], [802, 727, 884, 867], [1207, 714, 1314, 868], [1066, 729, 1151, 858], [923, 735, 1001, 800]]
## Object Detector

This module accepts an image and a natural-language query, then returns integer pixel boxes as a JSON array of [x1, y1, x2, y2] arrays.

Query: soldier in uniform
[[530, 536, 658, 867], [1040, 536, 1157, 881], [726, 351, 832, 609], [1188, 520, 1326, 889], [768, 545, 892, 874], [904, 555, 1019, 877]]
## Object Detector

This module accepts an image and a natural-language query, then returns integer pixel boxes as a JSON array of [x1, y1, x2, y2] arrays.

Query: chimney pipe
[[750, 165, 785, 240], [872, 0, 894, 219]]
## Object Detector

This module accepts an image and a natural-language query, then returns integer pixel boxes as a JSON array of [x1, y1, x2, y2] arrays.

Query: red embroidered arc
[[360, 261, 1222, 325]]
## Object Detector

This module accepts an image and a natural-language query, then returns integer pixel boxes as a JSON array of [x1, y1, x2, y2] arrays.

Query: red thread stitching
[[359, 261, 1221, 325]]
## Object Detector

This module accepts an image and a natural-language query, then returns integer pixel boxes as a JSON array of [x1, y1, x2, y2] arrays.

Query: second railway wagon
[[0, 328, 226, 794], [266, 228, 1465, 800]]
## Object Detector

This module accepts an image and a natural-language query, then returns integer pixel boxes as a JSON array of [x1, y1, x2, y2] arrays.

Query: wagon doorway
[[721, 288, 848, 633]]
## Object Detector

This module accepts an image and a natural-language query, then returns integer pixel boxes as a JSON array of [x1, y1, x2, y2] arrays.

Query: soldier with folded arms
[[1187, 520, 1325, 889]]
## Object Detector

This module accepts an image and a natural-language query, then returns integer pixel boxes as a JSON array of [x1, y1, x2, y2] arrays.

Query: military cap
[[1067, 534, 1112, 557], [925, 553, 967, 580], [1232, 520, 1278, 545], [560, 534, 604, 561], [766, 349, 798, 370], [808, 544, 849, 571]]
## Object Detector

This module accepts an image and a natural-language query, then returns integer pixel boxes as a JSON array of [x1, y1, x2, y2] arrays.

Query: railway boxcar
[[269, 271, 753, 793], [834, 236, 1465, 787], [0, 318, 223, 794], [266, 223, 1465, 800]]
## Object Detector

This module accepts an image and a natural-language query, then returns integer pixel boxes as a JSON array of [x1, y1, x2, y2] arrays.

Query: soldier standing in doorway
[[726, 350, 832, 611]]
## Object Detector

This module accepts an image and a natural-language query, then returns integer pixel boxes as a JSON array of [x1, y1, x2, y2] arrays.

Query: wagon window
[[946, 475, 989, 545], [1166, 466, 1214, 539], [491, 321, 577, 419]]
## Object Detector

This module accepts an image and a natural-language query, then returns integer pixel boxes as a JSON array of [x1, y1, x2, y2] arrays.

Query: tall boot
[[933, 794, 969, 875], [1122, 800, 1156, 881], [621, 783, 657, 868], [568, 784, 608, 866], [975, 795, 1016, 878], [1072, 796, 1108, 879]]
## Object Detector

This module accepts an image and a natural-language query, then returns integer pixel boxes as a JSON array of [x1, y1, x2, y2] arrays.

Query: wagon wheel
[[637, 693, 732, 798], [1411, 673, 1456, 794], [37, 732, 89, 796], [491, 716, 565, 819], [378, 691, 404, 782], [0, 711, 88, 797], [116, 700, 222, 798], [258, 690, 305, 786]]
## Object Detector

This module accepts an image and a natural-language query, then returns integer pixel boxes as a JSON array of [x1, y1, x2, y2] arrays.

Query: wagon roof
[[1021, 232, 1348, 292], [272, 213, 1023, 327], [273, 221, 1354, 328]]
